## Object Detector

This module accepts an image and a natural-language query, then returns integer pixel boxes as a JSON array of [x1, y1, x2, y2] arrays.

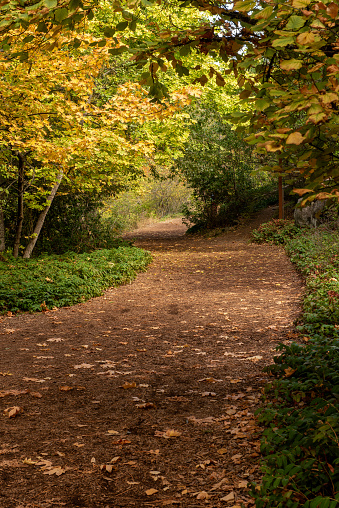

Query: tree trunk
[[0, 208, 5, 252], [13, 153, 25, 258], [23, 170, 63, 259]]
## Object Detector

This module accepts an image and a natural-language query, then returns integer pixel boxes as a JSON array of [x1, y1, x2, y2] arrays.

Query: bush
[[251, 226, 339, 507], [251, 219, 302, 245], [0, 246, 152, 313], [175, 100, 276, 230]]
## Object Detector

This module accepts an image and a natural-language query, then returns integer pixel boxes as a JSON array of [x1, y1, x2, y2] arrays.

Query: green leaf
[[108, 46, 128, 55], [255, 98, 272, 110], [234, 0, 256, 12], [54, 8, 68, 22], [179, 45, 191, 56], [22, 35, 34, 43], [43, 0, 57, 8], [272, 36, 295, 48], [115, 21, 128, 31], [104, 27, 115, 37], [37, 21, 48, 32], [69, 0, 82, 10], [129, 20, 137, 31], [286, 15, 305, 30]]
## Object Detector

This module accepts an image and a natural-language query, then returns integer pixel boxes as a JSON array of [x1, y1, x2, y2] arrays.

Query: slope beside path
[[0, 208, 303, 508]]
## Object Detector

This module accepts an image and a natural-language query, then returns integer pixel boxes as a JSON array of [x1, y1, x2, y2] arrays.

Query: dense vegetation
[[251, 221, 339, 507], [0, 246, 152, 314]]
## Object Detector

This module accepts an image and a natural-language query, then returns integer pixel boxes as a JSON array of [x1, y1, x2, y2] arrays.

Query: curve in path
[[0, 209, 303, 508]]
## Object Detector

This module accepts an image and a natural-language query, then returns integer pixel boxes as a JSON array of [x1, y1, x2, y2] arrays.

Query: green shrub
[[251, 219, 302, 245], [252, 227, 339, 507], [0, 247, 152, 313]]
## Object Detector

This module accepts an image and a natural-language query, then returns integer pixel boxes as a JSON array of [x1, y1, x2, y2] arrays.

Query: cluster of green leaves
[[286, 232, 339, 331], [175, 98, 276, 230], [0, 246, 152, 313], [251, 219, 302, 245], [252, 227, 339, 507]]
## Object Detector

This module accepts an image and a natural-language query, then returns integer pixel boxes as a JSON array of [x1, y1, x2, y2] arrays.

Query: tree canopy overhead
[[2, 0, 339, 203]]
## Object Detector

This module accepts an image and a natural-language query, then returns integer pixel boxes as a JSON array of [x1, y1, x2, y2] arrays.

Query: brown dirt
[[0, 208, 304, 508]]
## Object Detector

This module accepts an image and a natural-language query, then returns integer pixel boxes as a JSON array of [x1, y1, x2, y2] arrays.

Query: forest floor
[[0, 208, 304, 508]]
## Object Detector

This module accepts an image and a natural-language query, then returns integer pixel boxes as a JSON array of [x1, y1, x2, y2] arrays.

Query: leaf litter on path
[[0, 210, 303, 506]]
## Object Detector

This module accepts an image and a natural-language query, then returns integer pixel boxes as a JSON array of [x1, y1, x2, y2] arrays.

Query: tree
[[0, 27, 198, 257], [3, 0, 339, 202]]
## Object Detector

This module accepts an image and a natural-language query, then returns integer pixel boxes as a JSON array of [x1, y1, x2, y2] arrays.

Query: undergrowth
[[251, 221, 339, 508], [0, 246, 152, 313]]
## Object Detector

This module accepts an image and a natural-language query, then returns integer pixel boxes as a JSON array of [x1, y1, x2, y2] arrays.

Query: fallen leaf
[[43, 466, 65, 476], [4, 406, 22, 418], [231, 454, 242, 461], [220, 492, 235, 502], [47, 338, 64, 342], [164, 429, 182, 438], [22, 458, 37, 465], [73, 442, 84, 448], [59, 386, 74, 392], [101, 464, 114, 473], [0, 389, 28, 397], [110, 456, 120, 463], [145, 488, 158, 496], [284, 367, 297, 377], [238, 481, 248, 488], [201, 392, 216, 397], [121, 381, 137, 389], [198, 377, 223, 383], [107, 430, 120, 435], [73, 364, 94, 369], [22, 377, 45, 383], [112, 439, 131, 445], [196, 491, 210, 500], [136, 402, 155, 409], [217, 448, 228, 455]]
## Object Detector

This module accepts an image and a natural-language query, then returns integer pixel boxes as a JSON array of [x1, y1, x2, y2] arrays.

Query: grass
[[251, 221, 339, 508], [0, 246, 152, 314]]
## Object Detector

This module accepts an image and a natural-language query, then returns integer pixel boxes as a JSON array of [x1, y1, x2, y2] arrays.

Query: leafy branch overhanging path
[[0, 209, 303, 508]]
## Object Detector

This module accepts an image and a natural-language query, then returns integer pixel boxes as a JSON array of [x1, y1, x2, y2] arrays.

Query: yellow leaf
[[284, 367, 297, 377], [280, 59, 303, 71], [292, 0, 311, 6], [164, 429, 182, 438], [286, 132, 305, 145], [121, 382, 137, 389], [321, 93, 339, 104], [297, 32, 315, 45]]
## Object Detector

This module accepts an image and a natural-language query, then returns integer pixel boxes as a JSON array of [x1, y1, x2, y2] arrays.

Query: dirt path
[[0, 209, 303, 508]]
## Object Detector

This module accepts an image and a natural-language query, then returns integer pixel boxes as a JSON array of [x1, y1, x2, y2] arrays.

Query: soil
[[0, 207, 304, 508]]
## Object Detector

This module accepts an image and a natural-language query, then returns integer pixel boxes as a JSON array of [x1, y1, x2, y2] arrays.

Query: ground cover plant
[[0, 246, 152, 314], [251, 221, 339, 507]]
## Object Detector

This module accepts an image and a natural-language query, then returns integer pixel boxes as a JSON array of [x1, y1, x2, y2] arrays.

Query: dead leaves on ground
[[23, 457, 67, 476], [3, 406, 23, 418], [154, 429, 182, 439]]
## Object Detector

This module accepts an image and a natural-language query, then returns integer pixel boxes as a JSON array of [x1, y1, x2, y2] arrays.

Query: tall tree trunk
[[13, 153, 25, 258], [0, 208, 5, 252], [23, 171, 63, 259]]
